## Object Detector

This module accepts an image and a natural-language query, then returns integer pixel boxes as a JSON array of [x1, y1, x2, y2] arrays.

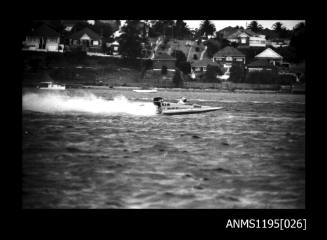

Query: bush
[[278, 74, 297, 85], [245, 70, 280, 84], [229, 64, 245, 83], [202, 65, 220, 82], [161, 65, 168, 75], [172, 69, 184, 87], [178, 61, 191, 75]]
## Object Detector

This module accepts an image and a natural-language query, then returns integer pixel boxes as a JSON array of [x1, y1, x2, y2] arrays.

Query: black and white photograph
[[21, 20, 305, 210]]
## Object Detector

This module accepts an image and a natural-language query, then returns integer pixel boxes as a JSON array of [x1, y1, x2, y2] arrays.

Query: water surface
[[22, 88, 305, 208]]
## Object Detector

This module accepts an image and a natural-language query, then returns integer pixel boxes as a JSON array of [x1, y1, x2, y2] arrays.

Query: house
[[190, 58, 217, 73], [152, 52, 176, 71], [246, 59, 275, 72], [226, 29, 243, 43], [266, 38, 291, 48], [23, 24, 61, 52], [67, 27, 102, 52], [217, 26, 242, 39], [225, 29, 266, 47], [213, 46, 246, 72], [254, 48, 283, 66], [105, 40, 120, 55]]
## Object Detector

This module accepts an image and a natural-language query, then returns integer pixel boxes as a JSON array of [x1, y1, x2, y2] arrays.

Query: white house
[[67, 27, 102, 52], [227, 29, 266, 47], [255, 48, 283, 65]]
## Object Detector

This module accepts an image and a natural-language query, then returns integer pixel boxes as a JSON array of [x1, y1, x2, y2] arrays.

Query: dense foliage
[[229, 64, 246, 83], [198, 20, 216, 37], [117, 20, 144, 59], [246, 21, 263, 33], [245, 70, 280, 84], [172, 69, 184, 87], [290, 22, 305, 62], [202, 65, 222, 82], [149, 20, 192, 39]]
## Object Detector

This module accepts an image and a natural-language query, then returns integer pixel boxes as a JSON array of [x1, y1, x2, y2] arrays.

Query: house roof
[[226, 29, 260, 40], [244, 29, 258, 36], [69, 27, 102, 40], [217, 26, 240, 38], [62, 20, 81, 26], [153, 52, 176, 60], [226, 29, 243, 39], [247, 59, 274, 68], [29, 24, 60, 38], [213, 46, 245, 57], [255, 48, 283, 59], [191, 58, 218, 67]]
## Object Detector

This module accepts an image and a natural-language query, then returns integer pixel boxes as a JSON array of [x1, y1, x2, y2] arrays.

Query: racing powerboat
[[153, 97, 223, 115]]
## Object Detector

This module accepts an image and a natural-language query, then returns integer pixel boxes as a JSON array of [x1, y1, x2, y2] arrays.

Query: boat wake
[[22, 92, 157, 116]]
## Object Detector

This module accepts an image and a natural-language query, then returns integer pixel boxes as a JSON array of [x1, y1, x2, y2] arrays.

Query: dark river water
[[22, 88, 305, 209]]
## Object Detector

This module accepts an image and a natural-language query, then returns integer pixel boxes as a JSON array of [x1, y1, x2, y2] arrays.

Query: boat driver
[[178, 97, 187, 104]]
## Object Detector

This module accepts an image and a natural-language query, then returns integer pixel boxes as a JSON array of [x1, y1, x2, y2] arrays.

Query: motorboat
[[38, 81, 66, 90], [133, 88, 158, 93], [153, 97, 223, 115]]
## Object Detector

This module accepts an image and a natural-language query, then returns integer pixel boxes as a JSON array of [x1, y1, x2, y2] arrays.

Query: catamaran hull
[[133, 90, 158, 93], [161, 107, 223, 115], [39, 87, 66, 90]]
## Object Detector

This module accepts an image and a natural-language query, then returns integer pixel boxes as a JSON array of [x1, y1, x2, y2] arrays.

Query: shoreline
[[23, 85, 304, 95]]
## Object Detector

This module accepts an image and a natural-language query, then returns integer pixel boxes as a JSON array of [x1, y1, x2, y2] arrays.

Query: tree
[[174, 20, 192, 39], [93, 21, 114, 38], [150, 20, 175, 38], [290, 22, 305, 62], [117, 20, 143, 59], [199, 20, 216, 37], [71, 21, 92, 33], [247, 21, 263, 33], [140, 59, 153, 79], [272, 22, 290, 39], [205, 39, 222, 58], [272, 22, 284, 32], [172, 50, 191, 74], [172, 50, 186, 66]]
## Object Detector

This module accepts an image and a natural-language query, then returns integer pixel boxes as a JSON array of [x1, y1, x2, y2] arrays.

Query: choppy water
[[22, 88, 305, 209]]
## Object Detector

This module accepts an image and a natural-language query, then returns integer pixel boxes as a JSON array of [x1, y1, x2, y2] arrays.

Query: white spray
[[22, 91, 157, 116]]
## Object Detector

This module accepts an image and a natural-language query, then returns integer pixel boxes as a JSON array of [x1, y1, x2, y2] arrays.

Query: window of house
[[193, 54, 198, 60], [236, 58, 244, 62], [241, 38, 246, 44], [93, 40, 99, 46], [226, 56, 233, 61], [195, 47, 200, 52], [203, 67, 207, 72], [73, 40, 78, 45]]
